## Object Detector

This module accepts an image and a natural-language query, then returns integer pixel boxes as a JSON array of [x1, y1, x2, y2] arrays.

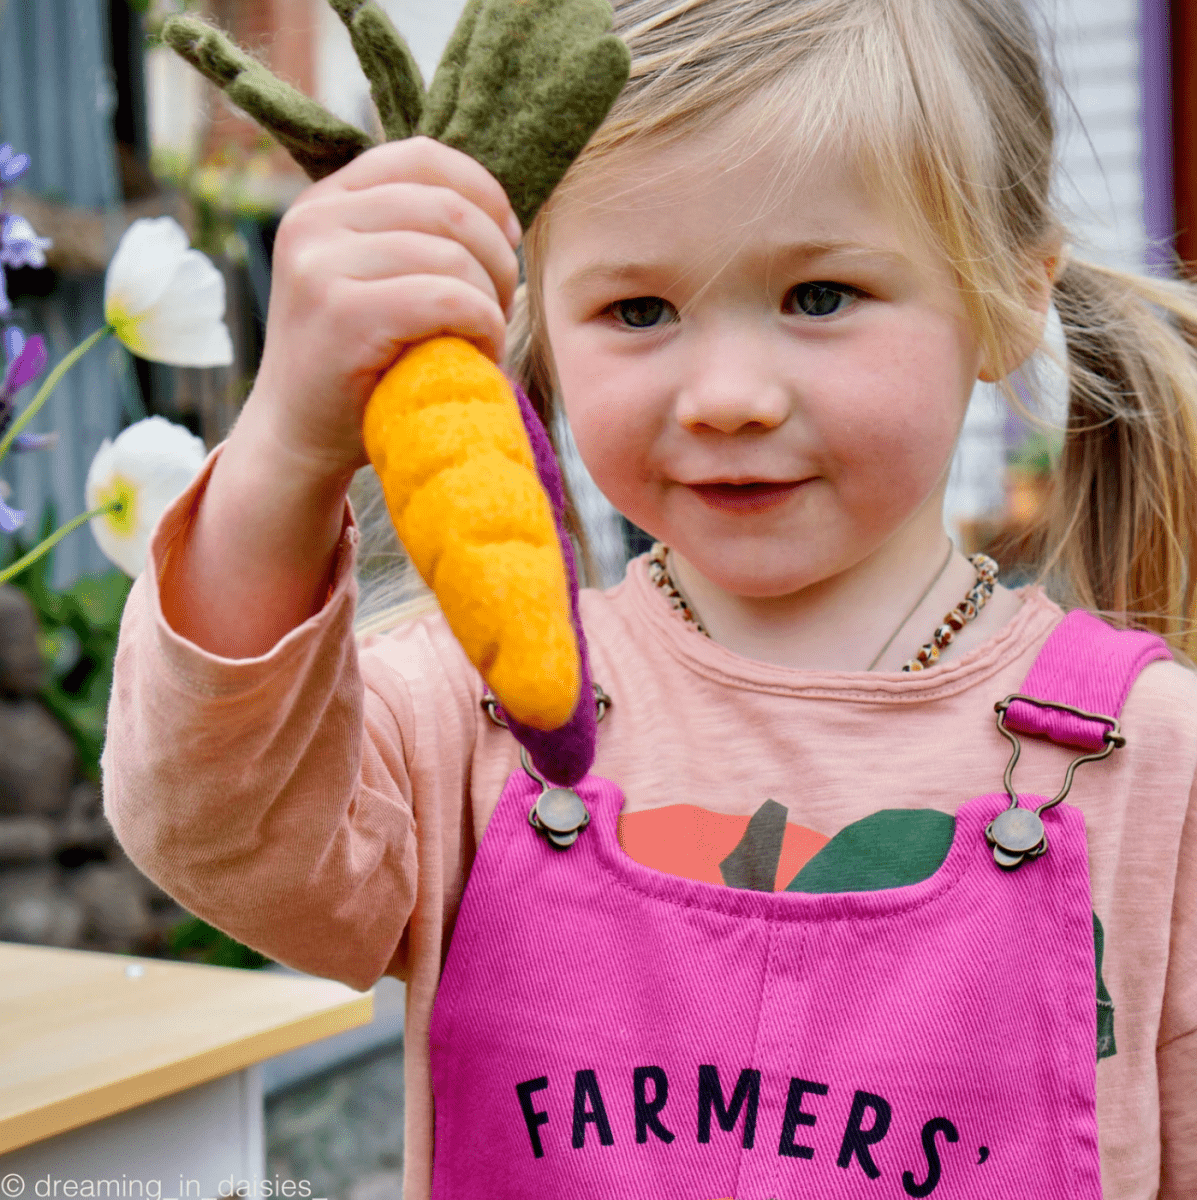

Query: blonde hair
[[355, 0, 1197, 659]]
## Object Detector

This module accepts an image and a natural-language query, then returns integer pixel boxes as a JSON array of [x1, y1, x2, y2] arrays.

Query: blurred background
[[0, 1, 1191, 1195], [2, 0, 1189, 594]]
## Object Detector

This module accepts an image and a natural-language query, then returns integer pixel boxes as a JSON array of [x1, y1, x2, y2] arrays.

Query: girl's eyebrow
[[774, 240, 911, 267], [557, 260, 673, 296], [559, 240, 911, 295]]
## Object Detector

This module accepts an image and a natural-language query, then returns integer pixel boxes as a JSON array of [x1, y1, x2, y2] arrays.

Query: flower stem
[[0, 325, 114, 466], [0, 499, 123, 586]]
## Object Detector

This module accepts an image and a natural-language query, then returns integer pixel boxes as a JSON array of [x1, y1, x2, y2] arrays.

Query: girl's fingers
[[335, 229, 504, 307], [317, 183, 520, 310], [324, 137, 522, 247], [338, 273, 511, 366]]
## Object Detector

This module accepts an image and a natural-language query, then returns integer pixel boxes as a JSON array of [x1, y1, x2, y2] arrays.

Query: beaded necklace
[[646, 541, 999, 672]]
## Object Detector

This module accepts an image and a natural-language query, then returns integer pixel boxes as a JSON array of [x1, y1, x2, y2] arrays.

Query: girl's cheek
[[836, 320, 975, 451], [560, 350, 661, 456], [578, 409, 659, 501], [814, 367, 969, 508]]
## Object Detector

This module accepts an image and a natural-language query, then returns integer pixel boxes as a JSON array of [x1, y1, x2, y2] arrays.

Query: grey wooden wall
[[0, 0, 146, 590]]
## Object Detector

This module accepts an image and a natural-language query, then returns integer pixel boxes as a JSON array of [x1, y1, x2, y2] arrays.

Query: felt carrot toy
[[163, 1, 629, 783], [364, 335, 580, 731]]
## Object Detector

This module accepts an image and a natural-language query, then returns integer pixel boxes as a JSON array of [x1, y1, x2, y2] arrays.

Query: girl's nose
[[673, 330, 791, 434]]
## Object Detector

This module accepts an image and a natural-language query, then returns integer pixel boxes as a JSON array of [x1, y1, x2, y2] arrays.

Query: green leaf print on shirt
[[784, 809, 956, 894], [780, 807, 1115, 1061]]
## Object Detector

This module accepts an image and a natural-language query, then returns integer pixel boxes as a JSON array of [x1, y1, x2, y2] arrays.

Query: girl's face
[[540, 119, 987, 601]]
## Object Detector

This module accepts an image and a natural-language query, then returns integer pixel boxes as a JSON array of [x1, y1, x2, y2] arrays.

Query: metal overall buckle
[[481, 684, 611, 850], [986, 694, 1125, 870], [521, 747, 590, 849], [481, 682, 611, 729]]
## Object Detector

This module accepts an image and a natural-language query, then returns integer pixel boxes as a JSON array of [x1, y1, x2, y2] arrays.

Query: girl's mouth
[[686, 480, 804, 512]]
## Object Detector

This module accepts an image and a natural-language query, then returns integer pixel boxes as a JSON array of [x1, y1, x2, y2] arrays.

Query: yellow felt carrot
[[362, 337, 580, 730]]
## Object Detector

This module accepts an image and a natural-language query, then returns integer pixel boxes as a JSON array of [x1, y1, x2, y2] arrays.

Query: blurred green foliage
[[1006, 429, 1061, 476], [1, 513, 271, 968], [167, 915, 271, 969], [1, 503, 131, 785], [151, 143, 277, 263]]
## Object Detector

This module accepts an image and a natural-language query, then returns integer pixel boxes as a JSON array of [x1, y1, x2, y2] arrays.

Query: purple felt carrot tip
[[495, 379, 598, 787]]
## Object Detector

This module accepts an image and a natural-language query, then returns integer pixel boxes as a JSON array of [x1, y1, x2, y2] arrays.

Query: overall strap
[[1004, 609, 1172, 751]]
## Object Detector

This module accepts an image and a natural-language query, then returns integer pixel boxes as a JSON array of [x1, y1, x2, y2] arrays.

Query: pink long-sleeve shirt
[[102, 440, 1197, 1200]]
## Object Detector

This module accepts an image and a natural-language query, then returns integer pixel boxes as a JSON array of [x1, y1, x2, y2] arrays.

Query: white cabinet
[[0, 945, 372, 1200]]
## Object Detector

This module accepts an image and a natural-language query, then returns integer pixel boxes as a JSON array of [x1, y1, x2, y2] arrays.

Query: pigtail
[[1007, 256, 1197, 660]]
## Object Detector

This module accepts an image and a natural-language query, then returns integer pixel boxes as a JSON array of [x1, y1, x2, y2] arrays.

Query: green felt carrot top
[[162, 0, 631, 230]]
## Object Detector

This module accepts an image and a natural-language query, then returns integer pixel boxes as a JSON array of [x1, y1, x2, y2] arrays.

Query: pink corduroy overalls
[[428, 609, 1170, 1199]]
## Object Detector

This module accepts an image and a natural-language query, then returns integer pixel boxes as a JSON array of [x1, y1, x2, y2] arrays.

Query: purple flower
[[3, 324, 46, 395], [0, 144, 31, 202], [0, 325, 52, 534], [2, 325, 50, 435], [1, 213, 51, 271], [0, 147, 54, 534], [0, 145, 49, 319]]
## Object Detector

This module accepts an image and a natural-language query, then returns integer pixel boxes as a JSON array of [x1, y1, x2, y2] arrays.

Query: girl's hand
[[243, 136, 523, 485]]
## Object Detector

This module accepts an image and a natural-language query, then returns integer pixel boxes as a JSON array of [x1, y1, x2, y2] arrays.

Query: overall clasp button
[[986, 694, 1125, 870], [521, 747, 590, 850]]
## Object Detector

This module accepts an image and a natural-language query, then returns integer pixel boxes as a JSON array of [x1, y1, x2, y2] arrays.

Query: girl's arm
[[102, 137, 518, 987], [157, 401, 354, 661], [102, 439, 423, 991], [1158, 772, 1197, 1197]]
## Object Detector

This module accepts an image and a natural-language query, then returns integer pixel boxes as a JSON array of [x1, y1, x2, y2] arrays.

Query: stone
[[0, 696, 77, 816], [0, 586, 45, 698], [66, 779, 101, 819], [70, 861, 153, 952], [0, 817, 55, 862], [58, 780, 118, 861], [0, 864, 85, 947]]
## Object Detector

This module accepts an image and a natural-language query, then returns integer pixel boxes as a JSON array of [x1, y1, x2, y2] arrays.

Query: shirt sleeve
[[100, 440, 419, 993], [1158, 769, 1197, 1197]]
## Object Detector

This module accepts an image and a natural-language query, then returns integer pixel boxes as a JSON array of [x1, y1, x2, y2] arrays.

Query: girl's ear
[[977, 239, 1064, 383]]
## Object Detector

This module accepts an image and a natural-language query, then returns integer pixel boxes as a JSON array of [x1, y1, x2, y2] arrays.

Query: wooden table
[[0, 944, 373, 1199]]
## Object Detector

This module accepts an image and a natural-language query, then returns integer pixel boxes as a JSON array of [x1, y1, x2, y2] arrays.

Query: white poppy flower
[[104, 217, 235, 367], [86, 416, 208, 577]]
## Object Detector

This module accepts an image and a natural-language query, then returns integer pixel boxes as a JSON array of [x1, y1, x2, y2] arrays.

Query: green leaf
[[328, 0, 425, 141], [67, 571, 133, 634], [786, 809, 956, 893], [2, 500, 66, 623], [419, 0, 630, 230], [0, 538, 134, 783], [163, 15, 375, 181]]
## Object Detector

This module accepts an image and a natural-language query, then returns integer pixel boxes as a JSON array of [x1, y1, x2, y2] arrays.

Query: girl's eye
[[609, 296, 677, 328], [784, 282, 859, 318]]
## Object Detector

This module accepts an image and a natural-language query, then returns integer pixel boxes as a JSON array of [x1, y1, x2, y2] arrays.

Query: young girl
[[102, 1, 1197, 1197]]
